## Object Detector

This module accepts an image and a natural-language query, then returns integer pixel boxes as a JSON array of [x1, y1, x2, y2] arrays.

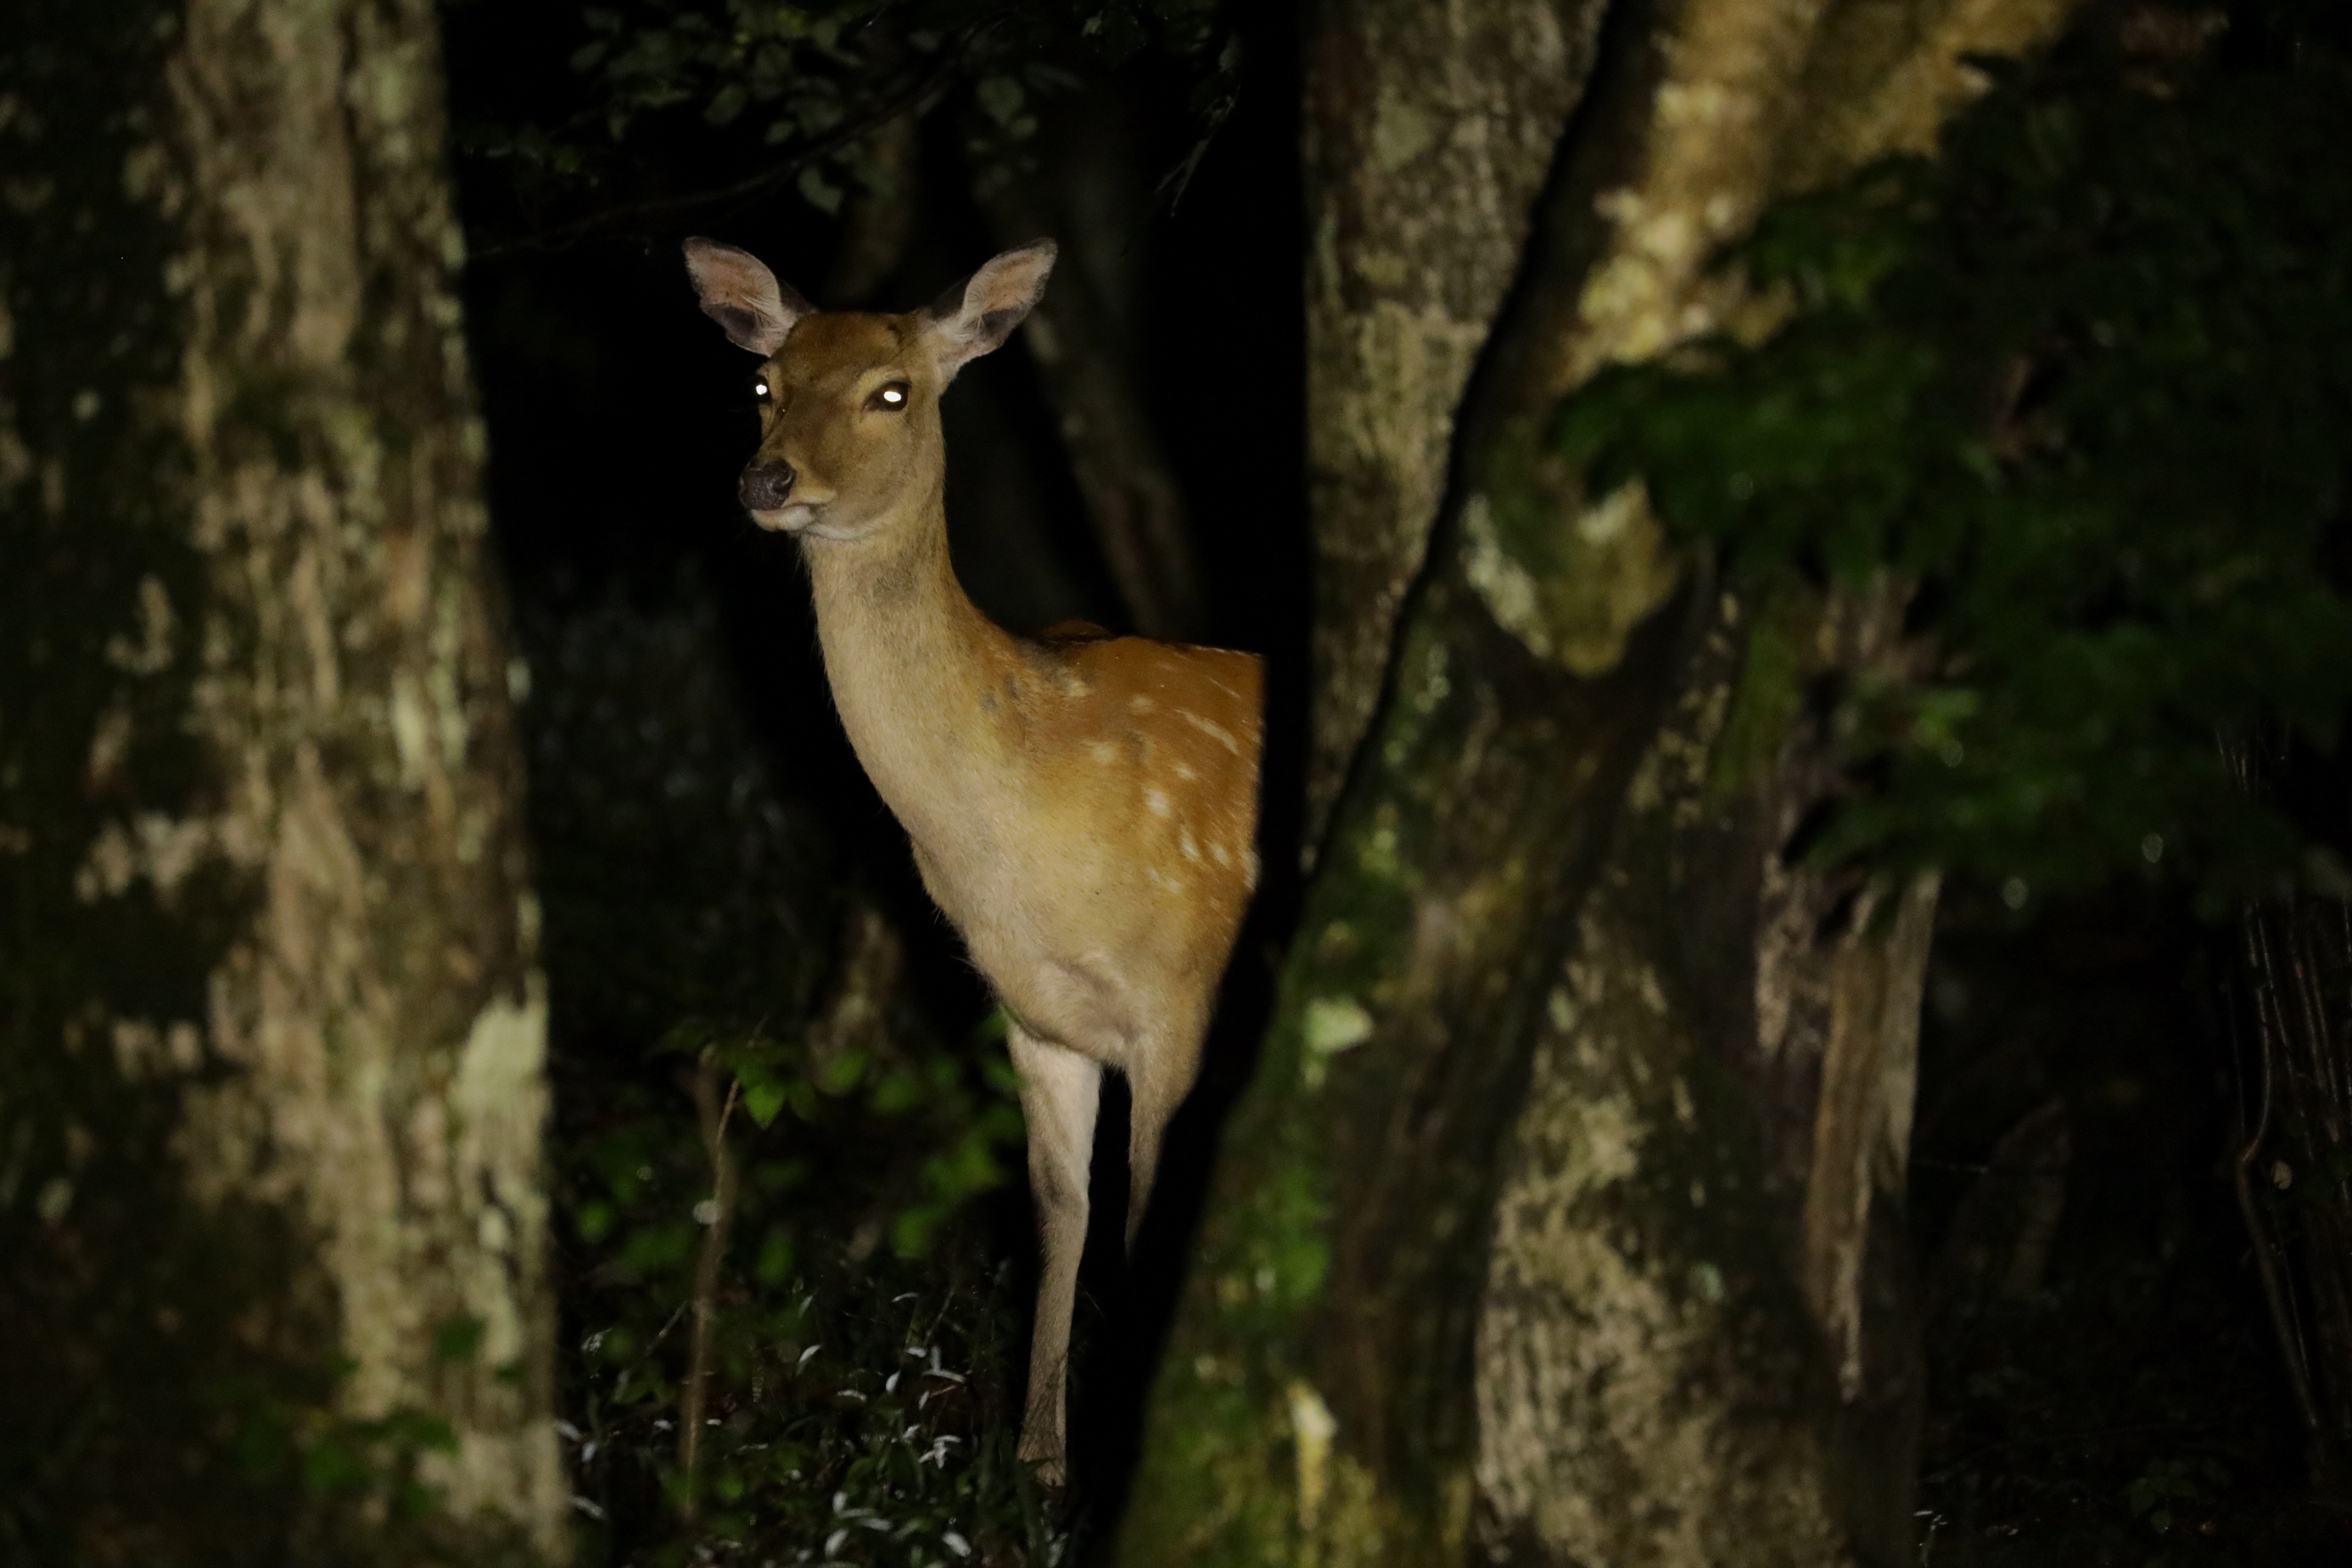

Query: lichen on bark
[[1474, 588, 1937, 1565], [1299, 0, 1609, 845], [0, 0, 560, 1555]]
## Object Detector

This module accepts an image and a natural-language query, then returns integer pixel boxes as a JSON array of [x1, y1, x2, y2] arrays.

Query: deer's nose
[[739, 461, 797, 511]]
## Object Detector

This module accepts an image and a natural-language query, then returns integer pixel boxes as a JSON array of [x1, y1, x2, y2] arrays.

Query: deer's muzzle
[[738, 461, 797, 512]]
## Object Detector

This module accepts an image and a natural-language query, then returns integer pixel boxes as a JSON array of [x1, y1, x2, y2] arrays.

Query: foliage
[[450, 0, 1238, 247], [637, 1006, 1029, 1280], [1556, 2, 2352, 908], [560, 1021, 1047, 1565], [511, 579, 1050, 1560]]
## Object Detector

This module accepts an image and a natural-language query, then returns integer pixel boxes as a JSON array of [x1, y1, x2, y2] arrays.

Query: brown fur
[[686, 238, 1262, 1483]]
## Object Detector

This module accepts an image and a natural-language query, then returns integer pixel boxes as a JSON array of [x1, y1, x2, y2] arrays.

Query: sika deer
[[684, 236, 1262, 1483]]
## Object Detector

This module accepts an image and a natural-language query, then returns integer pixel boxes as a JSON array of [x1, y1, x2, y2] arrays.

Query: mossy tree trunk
[[1118, 1, 2076, 1564], [0, 0, 560, 1559]]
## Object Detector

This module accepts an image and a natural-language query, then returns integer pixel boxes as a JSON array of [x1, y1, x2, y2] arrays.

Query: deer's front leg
[[1008, 1021, 1099, 1486]]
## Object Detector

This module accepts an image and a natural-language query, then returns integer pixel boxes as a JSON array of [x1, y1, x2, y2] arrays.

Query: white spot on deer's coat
[[1129, 694, 1156, 714], [1180, 830, 1200, 862], [1146, 788, 1171, 818], [1088, 740, 1118, 765], [1211, 842, 1232, 869], [1179, 710, 1240, 754]]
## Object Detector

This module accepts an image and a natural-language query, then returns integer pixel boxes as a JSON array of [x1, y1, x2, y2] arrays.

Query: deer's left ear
[[684, 237, 812, 356], [921, 240, 1057, 381]]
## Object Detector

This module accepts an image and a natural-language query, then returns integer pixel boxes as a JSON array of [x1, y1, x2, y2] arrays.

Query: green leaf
[[706, 82, 748, 125], [817, 1046, 866, 1095], [302, 1436, 369, 1495], [871, 1068, 922, 1115], [976, 75, 1025, 126], [755, 1227, 795, 1285], [745, 1077, 788, 1128], [797, 164, 843, 216]]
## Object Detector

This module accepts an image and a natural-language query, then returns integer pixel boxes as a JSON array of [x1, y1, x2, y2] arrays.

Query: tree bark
[[1118, 1, 2075, 1564], [1299, 0, 1607, 847], [0, 0, 560, 1558]]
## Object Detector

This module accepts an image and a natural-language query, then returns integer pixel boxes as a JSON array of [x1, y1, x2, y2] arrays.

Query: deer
[[683, 235, 1263, 1485]]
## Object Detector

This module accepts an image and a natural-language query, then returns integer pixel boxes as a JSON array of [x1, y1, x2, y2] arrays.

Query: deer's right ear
[[683, 238, 812, 356], [920, 240, 1057, 381]]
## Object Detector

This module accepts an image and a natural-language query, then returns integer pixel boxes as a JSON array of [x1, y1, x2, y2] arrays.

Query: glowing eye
[[754, 379, 770, 400], [867, 381, 910, 412], [881, 386, 903, 406]]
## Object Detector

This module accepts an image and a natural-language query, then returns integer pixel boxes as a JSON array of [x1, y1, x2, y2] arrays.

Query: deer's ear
[[921, 240, 1057, 380], [683, 237, 812, 356]]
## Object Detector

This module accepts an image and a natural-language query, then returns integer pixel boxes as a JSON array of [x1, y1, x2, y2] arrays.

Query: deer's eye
[[866, 381, 910, 413], [753, 378, 771, 403]]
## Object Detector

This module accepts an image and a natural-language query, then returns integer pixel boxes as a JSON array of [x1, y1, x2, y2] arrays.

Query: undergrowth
[[517, 581, 1065, 1564], [552, 996, 1060, 1567]]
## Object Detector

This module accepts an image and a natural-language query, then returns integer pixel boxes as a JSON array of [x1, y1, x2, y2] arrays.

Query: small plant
[[2125, 1455, 2227, 1540]]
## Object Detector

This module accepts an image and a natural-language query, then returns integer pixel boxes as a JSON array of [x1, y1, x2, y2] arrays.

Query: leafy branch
[[1556, 17, 2352, 905]]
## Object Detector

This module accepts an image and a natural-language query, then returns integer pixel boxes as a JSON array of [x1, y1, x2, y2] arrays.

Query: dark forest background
[[8, 0, 2350, 1563]]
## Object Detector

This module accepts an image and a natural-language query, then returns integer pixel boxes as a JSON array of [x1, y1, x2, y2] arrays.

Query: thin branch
[[680, 1053, 742, 1522], [2238, 905, 2325, 1436]]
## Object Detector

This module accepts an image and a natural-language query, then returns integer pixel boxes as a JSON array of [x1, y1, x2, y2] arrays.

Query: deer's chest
[[909, 834, 1165, 1062]]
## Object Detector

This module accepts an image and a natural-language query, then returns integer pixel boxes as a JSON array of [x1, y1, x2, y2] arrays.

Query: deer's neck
[[803, 490, 1022, 864]]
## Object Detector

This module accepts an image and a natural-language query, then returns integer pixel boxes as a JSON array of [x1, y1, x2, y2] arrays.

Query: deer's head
[[684, 237, 1057, 542]]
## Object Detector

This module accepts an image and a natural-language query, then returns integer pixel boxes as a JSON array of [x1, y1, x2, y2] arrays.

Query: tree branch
[[680, 1052, 741, 1522], [468, 32, 980, 264]]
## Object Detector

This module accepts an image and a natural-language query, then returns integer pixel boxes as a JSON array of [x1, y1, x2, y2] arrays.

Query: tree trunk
[[1118, 1, 2074, 1564], [0, 0, 561, 1559], [1298, 0, 1607, 845]]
